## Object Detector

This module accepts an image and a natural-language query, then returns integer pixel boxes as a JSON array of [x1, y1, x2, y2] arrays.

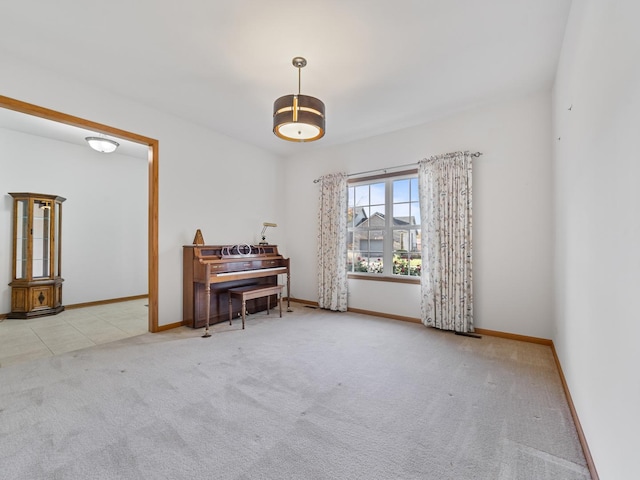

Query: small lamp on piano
[[260, 222, 277, 245]]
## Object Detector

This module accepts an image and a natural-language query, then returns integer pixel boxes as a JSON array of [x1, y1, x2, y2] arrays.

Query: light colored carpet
[[0, 304, 589, 479]]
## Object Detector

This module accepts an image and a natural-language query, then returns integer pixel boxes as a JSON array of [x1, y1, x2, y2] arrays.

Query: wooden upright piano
[[183, 244, 290, 329]]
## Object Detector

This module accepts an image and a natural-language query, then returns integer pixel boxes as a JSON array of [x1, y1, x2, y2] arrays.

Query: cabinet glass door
[[15, 199, 29, 279], [32, 199, 51, 278]]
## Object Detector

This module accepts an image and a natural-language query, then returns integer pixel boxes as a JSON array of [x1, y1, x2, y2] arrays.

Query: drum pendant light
[[273, 57, 325, 142]]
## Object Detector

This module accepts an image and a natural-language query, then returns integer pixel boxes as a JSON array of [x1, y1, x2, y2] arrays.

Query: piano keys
[[214, 266, 287, 280], [183, 244, 290, 329]]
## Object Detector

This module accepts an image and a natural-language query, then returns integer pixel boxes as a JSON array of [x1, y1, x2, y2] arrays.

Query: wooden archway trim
[[0, 95, 159, 333]]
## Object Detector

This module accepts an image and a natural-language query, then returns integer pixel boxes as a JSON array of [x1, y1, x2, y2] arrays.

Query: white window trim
[[347, 170, 420, 282]]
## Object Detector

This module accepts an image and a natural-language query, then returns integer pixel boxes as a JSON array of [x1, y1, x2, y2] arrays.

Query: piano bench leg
[[241, 300, 246, 329], [228, 297, 233, 325]]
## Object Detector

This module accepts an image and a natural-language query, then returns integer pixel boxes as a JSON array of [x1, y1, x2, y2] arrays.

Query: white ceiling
[[0, 109, 149, 159], [0, 0, 572, 157]]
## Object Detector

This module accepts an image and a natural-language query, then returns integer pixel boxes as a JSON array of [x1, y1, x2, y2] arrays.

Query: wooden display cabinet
[[8, 192, 66, 318]]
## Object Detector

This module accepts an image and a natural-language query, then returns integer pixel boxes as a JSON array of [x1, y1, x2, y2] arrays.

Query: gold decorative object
[[193, 229, 205, 245]]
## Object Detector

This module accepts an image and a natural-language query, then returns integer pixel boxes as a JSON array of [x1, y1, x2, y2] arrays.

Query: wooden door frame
[[0, 95, 159, 332]]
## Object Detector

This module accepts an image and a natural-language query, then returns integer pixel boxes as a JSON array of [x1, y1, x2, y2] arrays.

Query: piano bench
[[227, 284, 283, 329]]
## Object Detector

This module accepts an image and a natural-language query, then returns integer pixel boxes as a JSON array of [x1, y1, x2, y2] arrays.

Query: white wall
[[284, 90, 554, 338], [1, 53, 285, 327], [0, 128, 147, 310], [553, 1, 640, 478]]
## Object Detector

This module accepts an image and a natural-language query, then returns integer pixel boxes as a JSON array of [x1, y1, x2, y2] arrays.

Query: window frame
[[346, 169, 420, 284]]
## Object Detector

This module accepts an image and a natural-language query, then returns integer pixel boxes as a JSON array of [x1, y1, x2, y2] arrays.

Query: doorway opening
[[0, 95, 159, 332]]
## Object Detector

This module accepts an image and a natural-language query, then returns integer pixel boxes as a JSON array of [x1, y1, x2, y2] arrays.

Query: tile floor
[[0, 299, 149, 368]]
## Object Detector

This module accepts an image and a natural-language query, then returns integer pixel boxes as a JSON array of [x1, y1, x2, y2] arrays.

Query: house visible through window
[[347, 171, 421, 278]]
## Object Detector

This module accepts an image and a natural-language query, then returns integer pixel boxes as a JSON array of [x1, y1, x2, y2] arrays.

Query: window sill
[[347, 273, 420, 285]]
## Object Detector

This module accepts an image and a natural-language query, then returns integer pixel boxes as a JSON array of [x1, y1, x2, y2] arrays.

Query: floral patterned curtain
[[317, 172, 349, 311], [418, 152, 473, 332]]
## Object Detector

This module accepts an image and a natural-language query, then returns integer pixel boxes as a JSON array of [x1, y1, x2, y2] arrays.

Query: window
[[346, 172, 421, 279]]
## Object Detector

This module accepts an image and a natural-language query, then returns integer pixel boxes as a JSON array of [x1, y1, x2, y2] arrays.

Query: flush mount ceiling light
[[85, 136, 120, 153], [273, 57, 325, 142]]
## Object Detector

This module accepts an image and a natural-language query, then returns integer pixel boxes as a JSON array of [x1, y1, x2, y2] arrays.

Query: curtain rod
[[312, 151, 482, 183]]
